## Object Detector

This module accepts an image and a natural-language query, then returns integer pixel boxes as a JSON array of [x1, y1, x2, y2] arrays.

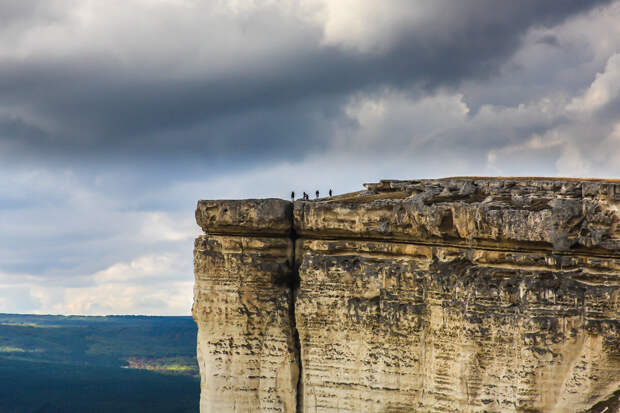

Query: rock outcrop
[[193, 178, 620, 413]]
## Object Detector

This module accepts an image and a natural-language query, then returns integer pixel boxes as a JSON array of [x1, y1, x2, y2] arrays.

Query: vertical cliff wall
[[193, 178, 620, 413], [193, 199, 298, 412]]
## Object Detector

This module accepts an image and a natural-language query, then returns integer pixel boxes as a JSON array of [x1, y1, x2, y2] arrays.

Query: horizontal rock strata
[[193, 200, 298, 413], [193, 178, 620, 413]]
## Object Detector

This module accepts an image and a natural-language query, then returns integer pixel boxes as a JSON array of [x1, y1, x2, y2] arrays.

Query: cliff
[[193, 178, 620, 413]]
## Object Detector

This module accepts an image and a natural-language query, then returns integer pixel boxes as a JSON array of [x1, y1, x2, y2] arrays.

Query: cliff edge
[[193, 178, 620, 413]]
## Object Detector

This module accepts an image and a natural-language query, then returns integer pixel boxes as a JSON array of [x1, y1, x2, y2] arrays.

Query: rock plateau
[[193, 178, 620, 413]]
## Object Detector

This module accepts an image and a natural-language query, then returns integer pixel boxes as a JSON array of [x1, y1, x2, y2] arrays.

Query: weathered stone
[[196, 198, 292, 235], [193, 234, 298, 412], [294, 178, 620, 253], [295, 239, 620, 412], [193, 178, 620, 413]]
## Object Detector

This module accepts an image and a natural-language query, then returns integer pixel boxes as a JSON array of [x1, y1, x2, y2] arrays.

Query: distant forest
[[0, 314, 199, 413]]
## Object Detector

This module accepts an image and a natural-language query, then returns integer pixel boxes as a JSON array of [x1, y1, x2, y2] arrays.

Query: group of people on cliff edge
[[291, 189, 332, 201]]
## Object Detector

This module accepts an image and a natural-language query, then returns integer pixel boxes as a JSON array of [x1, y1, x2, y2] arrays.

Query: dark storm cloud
[[0, 0, 611, 164]]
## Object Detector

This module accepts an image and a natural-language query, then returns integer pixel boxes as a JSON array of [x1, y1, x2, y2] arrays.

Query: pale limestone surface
[[295, 239, 619, 413], [294, 178, 620, 252], [196, 198, 292, 236], [193, 178, 620, 413], [193, 209, 298, 412]]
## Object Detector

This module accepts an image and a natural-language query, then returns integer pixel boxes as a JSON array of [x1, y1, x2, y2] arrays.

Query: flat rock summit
[[193, 177, 620, 413]]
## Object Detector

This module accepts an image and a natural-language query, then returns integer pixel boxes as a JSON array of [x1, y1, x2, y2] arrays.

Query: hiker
[[316, 190, 319, 198], [329, 189, 332, 197], [291, 191, 295, 201]]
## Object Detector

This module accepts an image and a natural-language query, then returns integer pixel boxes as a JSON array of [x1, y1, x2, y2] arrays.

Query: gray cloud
[[0, 0, 611, 164], [0, 0, 71, 30], [1, 0, 620, 315]]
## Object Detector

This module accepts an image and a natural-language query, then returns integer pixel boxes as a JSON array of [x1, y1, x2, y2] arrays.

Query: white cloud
[[314, 0, 427, 53], [29, 280, 194, 316], [568, 53, 620, 113], [138, 212, 196, 243], [341, 91, 470, 151], [0, 0, 319, 77], [0, 252, 193, 315], [92, 253, 187, 283]]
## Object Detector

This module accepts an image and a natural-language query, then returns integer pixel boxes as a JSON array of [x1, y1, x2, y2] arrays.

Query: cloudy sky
[[1, 0, 620, 315]]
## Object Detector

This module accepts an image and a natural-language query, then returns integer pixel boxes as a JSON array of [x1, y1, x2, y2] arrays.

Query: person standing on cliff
[[291, 191, 295, 201], [329, 189, 332, 197], [315, 190, 319, 198]]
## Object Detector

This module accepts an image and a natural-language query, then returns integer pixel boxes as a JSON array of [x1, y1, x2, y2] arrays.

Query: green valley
[[0, 314, 199, 412]]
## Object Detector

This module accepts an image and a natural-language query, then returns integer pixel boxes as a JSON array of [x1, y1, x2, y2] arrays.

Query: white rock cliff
[[193, 178, 620, 413]]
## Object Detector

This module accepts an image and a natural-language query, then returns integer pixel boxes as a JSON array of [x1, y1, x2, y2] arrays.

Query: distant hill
[[0, 313, 199, 413]]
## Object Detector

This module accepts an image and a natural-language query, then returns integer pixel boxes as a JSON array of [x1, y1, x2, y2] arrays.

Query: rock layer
[[193, 200, 298, 412], [193, 178, 620, 413]]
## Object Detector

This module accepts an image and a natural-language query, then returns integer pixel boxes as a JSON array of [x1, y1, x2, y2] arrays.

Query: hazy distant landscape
[[0, 314, 199, 412]]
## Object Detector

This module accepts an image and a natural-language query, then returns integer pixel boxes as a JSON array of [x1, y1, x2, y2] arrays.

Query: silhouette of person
[[316, 190, 319, 198], [329, 189, 332, 197], [291, 191, 295, 200]]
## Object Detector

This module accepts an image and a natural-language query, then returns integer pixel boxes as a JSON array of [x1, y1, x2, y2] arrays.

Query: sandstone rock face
[[193, 178, 620, 413], [193, 199, 298, 412], [196, 198, 292, 236]]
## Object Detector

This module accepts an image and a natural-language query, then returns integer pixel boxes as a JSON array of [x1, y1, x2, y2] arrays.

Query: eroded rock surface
[[196, 198, 293, 236], [193, 178, 620, 413], [193, 200, 298, 412]]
